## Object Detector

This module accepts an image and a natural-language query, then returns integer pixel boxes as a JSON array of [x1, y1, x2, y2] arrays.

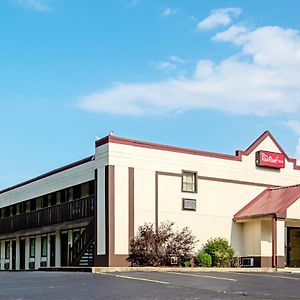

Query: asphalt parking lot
[[0, 271, 300, 299]]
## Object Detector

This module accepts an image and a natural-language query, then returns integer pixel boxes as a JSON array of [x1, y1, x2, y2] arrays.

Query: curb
[[92, 267, 292, 273]]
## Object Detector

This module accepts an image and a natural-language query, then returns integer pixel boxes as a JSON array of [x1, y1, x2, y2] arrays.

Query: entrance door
[[11, 240, 16, 270], [19, 239, 25, 270], [60, 232, 68, 266], [50, 235, 56, 267], [287, 227, 300, 267]]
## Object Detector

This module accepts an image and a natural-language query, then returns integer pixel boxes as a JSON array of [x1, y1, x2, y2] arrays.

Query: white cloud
[[10, 0, 50, 11], [162, 7, 178, 17], [79, 25, 300, 118], [196, 8, 241, 31], [169, 56, 186, 64], [152, 61, 176, 71], [285, 120, 300, 135]]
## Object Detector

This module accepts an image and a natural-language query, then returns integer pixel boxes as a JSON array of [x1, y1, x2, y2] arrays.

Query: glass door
[[287, 227, 300, 267]]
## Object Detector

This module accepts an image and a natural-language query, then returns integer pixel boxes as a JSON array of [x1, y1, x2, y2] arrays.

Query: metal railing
[[0, 196, 94, 234]]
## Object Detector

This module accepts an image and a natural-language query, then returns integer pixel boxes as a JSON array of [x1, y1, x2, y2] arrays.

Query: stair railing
[[68, 218, 95, 266]]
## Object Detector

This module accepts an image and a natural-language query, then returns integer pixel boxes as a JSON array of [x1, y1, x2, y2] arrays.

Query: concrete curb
[[92, 267, 295, 273]]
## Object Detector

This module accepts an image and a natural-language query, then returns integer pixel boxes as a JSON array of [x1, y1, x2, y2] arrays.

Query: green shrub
[[181, 259, 191, 267], [202, 238, 234, 267], [195, 252, 212, 267]]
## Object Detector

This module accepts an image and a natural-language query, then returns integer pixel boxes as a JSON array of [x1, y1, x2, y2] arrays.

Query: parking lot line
[[165, 272, 237, 282], [233, 272, 300, 281], [99, 273, 170, 285]]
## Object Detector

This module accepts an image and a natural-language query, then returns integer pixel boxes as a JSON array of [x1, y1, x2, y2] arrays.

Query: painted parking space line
[[98, 273, 170, 285], [165, 272, 237, 282], [232, 272, 300, 281]]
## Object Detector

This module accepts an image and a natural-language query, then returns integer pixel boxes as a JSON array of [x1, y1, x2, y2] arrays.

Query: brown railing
[[0, 196, 94, 234], [69, 218, 94, 266]]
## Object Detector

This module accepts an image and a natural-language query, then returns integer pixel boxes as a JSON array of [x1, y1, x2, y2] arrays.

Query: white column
[[0, 241, 4, 270], [15, 237, 20, 270], [47, 235, 51, 267], [25, 237, 30, 270], [35, 236, 41, 269], [55, 230, 61, 267]]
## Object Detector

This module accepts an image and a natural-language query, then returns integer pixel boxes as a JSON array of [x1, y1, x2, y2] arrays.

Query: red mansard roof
[[234, 185, 300, 220]]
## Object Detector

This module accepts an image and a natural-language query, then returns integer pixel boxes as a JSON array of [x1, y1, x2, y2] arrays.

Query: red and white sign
[[256, 151, 285, 169]]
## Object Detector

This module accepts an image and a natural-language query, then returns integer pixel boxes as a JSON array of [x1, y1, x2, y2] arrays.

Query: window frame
[[182, 198, 197, 211], [181, 170, 198, 193], [41, 236, 48, 257], [5, 241, 10, 259], [29, 237, 35, 258]]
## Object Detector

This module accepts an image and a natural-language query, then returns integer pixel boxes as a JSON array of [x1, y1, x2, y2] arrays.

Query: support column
[[15, 237, 20, 270], [272, 217, 277, 268], [55, 230, 61, 267]]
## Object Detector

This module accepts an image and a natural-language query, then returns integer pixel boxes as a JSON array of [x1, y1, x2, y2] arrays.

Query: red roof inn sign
[[256, 151, 285, 169]]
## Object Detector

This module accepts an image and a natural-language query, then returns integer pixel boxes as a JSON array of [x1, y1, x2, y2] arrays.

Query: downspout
[[272, 216, 277, 268]]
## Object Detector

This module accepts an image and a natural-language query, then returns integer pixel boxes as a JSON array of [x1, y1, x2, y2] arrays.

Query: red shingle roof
[[234, 184, 300, 220]]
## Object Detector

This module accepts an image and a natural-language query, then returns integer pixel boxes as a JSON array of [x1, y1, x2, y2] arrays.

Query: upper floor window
[[182, 171, 197, 193]]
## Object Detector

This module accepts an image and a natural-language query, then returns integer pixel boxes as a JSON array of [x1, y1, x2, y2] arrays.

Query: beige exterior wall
[[243, 221, 261, 256], [261, 220, 272, 257], [103, 135, 300, 258], [277, 220, 285, 257], [287, 198, 300, 219]]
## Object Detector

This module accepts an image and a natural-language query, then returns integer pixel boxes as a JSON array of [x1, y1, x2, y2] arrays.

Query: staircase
[[69, 218, 95, 266], [78, 242, 94, 266]]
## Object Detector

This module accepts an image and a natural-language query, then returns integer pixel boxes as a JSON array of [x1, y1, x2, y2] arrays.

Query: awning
[[234, 184, 300, 221]]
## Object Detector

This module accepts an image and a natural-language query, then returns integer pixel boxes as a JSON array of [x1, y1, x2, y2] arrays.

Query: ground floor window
[[5, 241, 10, 259], [30, 238, 35, 258], [41, 236, 47, 257]]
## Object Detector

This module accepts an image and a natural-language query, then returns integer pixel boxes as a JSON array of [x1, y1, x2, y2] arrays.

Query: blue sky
[[1, 0, 300, 189]]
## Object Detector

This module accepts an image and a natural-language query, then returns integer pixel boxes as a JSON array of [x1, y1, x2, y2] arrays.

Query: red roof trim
[[96, 131, 300, 169], [0, 156, 94, 195]]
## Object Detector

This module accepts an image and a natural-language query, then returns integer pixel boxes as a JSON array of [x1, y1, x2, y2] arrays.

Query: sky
[[1, 0, 300, 189]]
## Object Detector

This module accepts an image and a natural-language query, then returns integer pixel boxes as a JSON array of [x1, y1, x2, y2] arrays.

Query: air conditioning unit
[[241, 257, 254, 267], [40, 261, 47, 267], [4, 263, 9, 270], [29, 262, 35, 269]]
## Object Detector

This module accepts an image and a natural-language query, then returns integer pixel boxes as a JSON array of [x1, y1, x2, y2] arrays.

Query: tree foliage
[[202, 237, 234, 267], [195, 252, 212, 267], [127, 221, 197, 267]]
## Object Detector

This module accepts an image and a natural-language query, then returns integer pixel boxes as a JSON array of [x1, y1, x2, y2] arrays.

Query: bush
[[127, 221, 197, 267], [202, 238, 234, 267], [195, 252, 212, 267], [181, 259, 191, 268]]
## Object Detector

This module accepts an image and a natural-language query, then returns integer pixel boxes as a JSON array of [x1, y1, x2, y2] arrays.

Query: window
[[88, 181, 95, 196], [49, 193, 57, 206], [30, 199, 36, 211], [5, 241, 10, 259], [73, 230, 80, 245], [182, 199, 197, 211], [42, 195, 48, 208], [41, 236, 47, 257], [30, 238, 35, 258], [4, 206, 11, 218], [20, 202, 26, 214], [73, 185, 81, 200], [182, 171, 197, 193], [12, 205, 17, 216]]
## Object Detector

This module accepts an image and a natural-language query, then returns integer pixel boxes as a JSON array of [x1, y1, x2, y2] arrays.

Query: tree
[[127, 221, 197, 267]]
